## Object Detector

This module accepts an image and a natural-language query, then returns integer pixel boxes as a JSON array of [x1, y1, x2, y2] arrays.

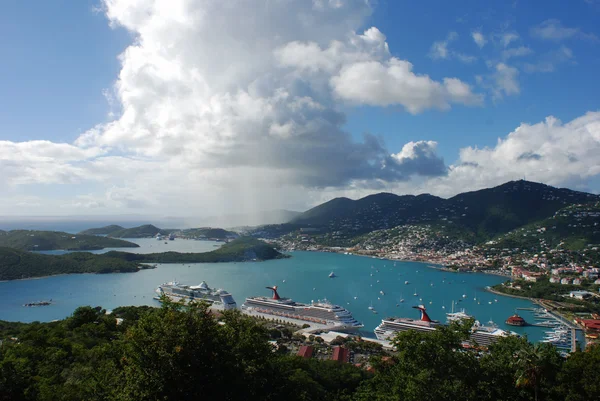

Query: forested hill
[[0, 247, 143, 281], [290, 180, 599, 240], [106, 237, 287, 263], [78, 224, 124, 235], [0, 230, 139, 251], [81, 224, 168, 238]]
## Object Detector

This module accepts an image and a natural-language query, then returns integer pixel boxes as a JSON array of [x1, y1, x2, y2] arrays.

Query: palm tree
[[512, 342, 557, 401]]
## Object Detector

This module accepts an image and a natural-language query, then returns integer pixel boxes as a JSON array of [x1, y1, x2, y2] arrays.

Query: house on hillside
[[561, 278, 571, 285]]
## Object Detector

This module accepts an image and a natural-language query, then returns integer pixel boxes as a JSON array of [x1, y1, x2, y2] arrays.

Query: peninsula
[[0, 237, 285, 281], [0, 230, 139, 251], [106, 236, 288, 263]]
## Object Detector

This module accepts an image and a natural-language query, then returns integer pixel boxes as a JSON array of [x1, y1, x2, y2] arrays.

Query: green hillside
[[486, 202, 600, 251], [106, 237, 287, 263], [107, 224, 168, 238], [79, 225, 124, 235], [0, 230, 139, 251], [283, 180, 600, 243], [0, 247, 144, 281], [181, 227, 237, 239]]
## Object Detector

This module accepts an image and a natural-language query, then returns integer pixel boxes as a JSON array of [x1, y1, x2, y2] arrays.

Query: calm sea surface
[[0, 239, 548, 341]]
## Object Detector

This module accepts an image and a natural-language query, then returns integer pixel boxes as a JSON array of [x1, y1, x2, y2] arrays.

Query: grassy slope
[[0, 230, 140, 251]]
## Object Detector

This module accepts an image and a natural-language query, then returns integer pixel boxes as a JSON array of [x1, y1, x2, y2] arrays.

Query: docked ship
[[374, 305, 517, 346], [374, 305, 441, 340], [242, 286, 363, 331], [155, 281, 237, 310]]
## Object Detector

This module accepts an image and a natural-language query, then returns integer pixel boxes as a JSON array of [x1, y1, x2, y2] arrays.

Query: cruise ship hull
[[242, 286, 363, 332], [155, 281, 237, 311]]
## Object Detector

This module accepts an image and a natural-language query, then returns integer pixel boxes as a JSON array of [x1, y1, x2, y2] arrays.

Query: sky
[[1, 0, 600, 218]]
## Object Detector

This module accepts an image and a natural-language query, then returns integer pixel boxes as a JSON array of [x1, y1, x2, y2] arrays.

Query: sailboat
[[368, 301, 375, 311], [413, 289, 418, 296]]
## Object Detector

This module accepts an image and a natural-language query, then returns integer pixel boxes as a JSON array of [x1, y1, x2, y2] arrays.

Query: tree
[[512, 342, 561, 401], [555, 344, 600, 401]]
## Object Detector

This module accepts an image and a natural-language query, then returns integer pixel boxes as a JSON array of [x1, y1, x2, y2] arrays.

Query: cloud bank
[[0, 0, 599, 216]]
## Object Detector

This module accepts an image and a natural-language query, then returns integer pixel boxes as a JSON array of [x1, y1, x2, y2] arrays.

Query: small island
[[0, 230, 140, 251], [106, 236, 288, 264], [0, 237, 286, 281]]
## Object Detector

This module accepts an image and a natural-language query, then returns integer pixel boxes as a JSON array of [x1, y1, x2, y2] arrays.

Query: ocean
[[0, 239, 548, 341]]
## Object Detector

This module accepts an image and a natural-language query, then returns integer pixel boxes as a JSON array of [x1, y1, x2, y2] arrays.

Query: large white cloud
[[1, 0, 599, 217]]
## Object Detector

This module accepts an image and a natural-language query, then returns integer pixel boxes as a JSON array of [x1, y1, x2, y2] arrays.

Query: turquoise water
[[1, 239, 547, 341]]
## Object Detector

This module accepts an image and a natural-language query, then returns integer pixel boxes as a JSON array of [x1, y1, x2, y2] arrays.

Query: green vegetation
[[180, 227, 237, 239], [0, 237, 284, 281], [106, 236, 288, 263], [104, 224, 168, 238], [493, 278, 600, 313], [487, 202, 600, 252], [78, 225, 124, 235], [0, 247, 145, 281], [268, 180, 599, 245], [0, 230, 139, 251], [1, 302, 599, 401]]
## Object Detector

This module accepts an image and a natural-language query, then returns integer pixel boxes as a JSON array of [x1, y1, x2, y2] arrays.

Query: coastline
[[291, 248, 512, 278], [484, 286, 533, 301]]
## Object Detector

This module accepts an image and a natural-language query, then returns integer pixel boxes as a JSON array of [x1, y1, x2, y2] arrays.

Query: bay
[[0, 239, 547, 341]]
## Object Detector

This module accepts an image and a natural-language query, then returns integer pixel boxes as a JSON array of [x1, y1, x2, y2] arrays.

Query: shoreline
[[290, 248, 512, 278], [484, 286, 534, 301]]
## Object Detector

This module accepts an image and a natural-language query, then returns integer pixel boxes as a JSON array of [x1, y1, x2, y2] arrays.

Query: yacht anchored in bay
[[242, 286, 363, 331], [155, 281, 237, 310]]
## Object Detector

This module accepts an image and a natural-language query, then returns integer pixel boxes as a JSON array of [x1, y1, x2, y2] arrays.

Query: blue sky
[[1, 0, 599, 217]]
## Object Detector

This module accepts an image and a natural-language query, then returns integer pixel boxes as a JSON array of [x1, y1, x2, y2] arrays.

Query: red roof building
[[580, 319, 600, 331], [505, 314, 527, 326], [297, 345, 314, 359], [331, 346, 350, 363]]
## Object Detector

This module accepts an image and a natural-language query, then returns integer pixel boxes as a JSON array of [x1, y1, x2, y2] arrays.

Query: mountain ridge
[[286, 180, 600, 242]]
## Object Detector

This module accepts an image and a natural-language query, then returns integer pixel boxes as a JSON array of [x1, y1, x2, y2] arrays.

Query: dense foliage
[[1, 303, 599, 401], [106, 236, 288, 263], [0, 230, 139, 251], [0, 247, 144, 281]]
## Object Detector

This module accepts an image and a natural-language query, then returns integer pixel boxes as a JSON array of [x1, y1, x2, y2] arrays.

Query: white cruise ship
[[374, 305, 441, 340], [155, 281, 237, 310], [242, 286, 363, 331], [445, 308, 517, 347]]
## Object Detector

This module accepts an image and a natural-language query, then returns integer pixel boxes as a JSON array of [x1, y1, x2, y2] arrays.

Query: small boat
[[354, 296, 358, 300], [414, 289, 418, 296], [380, 290, 385, 296], [377, 280, 380, 283], [312, 287, 316, 290], [488, 301, 492, 304], [462, 294, 467, 298], [329, 272, 336, 278], [368, 302, 375, 311], [405, 281, 409, 285], [282, 279, 286, 283]]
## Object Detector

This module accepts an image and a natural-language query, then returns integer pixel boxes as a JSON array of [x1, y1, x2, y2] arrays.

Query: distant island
[[0, 230, 139, 251], [107, 237, 288, 263], [80, 224, 169, 238], [79, 224, 238, 240], [0, 237, 286, 281]]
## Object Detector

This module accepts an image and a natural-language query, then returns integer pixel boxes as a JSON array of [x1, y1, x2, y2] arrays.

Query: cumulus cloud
[[472, 31, 487, 48], [531, 19, 598, 42], [2, 0, 473, 216], [331, 60, 483, 112]]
